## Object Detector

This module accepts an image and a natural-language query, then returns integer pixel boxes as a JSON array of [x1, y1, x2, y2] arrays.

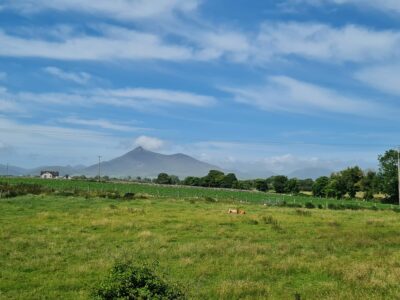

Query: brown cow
[[228, 208, 246, 215]]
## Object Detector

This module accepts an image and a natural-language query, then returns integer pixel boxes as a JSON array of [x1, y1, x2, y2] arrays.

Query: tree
[[220, 173, 238, 189], [285, 178, 300, 194], [340, 166, 363, 198], [202, 170, 225, 187], [254, 179, 269, 192], [155, 173, 171, 185], [169, 175, 180, 185], [312, 176, 329, 197], [298, 178, 314, 192], [378, 149, 399, 203], [360, 170, 377, 200], [273, 176, 288, 193]]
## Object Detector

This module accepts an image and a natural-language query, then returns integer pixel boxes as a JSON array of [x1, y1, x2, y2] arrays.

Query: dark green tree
[[273, 176, 288, 193], [285, 178, 300, 194], [155, 173, 171, 185], [378, 149, 399, 203], [298, 178, 314, 192], [340, 166, 363, 198], [202, 170, 225, 187], [360, 170, 377, 200], [220, 173, 238, 188], [312, 176, 329, 197], [254, 179, 269, 192]]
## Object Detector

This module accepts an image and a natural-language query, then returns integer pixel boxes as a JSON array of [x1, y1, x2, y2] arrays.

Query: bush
[[123, 192, 135, 200], [204, 196, 217, 203], [93, 262, 185, 300], [305, 202, 315, 209]]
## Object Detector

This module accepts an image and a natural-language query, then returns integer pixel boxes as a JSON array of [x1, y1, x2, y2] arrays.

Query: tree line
[[155, 149, 399, 203]]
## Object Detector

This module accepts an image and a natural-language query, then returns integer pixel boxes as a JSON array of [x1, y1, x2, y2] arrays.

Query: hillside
[[82, 147, 221, 178]]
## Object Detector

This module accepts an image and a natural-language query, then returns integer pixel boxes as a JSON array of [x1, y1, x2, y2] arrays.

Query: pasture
[[1, 193, 400, 299], [2, 177, 394, 210]]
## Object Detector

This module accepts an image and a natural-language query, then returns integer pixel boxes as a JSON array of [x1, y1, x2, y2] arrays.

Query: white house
[[40, 171, 59, 179]]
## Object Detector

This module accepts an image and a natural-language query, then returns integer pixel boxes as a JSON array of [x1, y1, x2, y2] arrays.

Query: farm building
[[40, 171, 59, 179]]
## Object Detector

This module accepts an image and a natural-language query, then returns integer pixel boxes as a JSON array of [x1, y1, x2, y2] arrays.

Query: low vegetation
[[1, 194, 400, 299]]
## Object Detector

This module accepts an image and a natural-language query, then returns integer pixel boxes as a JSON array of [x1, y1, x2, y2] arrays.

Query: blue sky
[[0, 0, 399, 174]]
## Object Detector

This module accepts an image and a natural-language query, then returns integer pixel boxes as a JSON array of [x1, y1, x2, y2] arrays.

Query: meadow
[[2, 177, 394, 210], [1, 192, 400, 299]]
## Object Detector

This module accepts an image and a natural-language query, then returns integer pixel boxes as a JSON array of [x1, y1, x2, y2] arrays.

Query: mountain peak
[[133, 146, 146, 152]]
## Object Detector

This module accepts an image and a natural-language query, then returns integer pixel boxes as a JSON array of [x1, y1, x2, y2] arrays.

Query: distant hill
[[0, 164, 26, 176], [82, 147, 221, 178], [288, 167, 334, 180]]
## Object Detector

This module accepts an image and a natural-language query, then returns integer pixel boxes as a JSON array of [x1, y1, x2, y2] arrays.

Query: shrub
[[393, 207, 400, 213], [317, 204, 324, 209], [93, 262, 185, 300], [305, 202, 315, 209], [204, 196, 217, 203], [123, 192, 135, 200], [286, 203, 303, 208]]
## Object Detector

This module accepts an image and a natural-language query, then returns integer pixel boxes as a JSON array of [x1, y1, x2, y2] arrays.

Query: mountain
[[0, 164, 26, 176], [287, 167, 334, 180], [82, 147, 221, 178]]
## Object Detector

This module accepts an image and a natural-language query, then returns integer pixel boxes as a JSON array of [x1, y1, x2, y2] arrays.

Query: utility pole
[[98, 156, 102, 182], [398, 146, 400, 206]]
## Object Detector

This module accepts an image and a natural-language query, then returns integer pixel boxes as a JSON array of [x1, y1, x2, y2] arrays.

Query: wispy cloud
[[222, 76, 395, 117], [0, 26, 194, 61], [44, 67, 91, 85], [293, 0, 400, 14], [254, 22, 400, 63], [2, 0, 200, 20], [59, 117, 148, 132], [0, 86, 216, 116], [355, 64, 400, 96]]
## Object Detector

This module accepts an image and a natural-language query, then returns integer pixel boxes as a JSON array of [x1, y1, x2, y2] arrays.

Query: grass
[[2, 177, 394, 210], [1, 194, 400, 299]]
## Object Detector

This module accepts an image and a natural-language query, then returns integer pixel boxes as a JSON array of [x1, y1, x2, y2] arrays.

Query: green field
[[2, 177, 395, 210], [1, 192, 400, 299]]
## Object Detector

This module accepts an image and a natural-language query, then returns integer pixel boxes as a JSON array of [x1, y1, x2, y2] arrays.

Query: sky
[[0, 0, 399, 174]]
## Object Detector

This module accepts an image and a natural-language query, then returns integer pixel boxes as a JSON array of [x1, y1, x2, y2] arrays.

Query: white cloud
[[355, 65, 400, 96], [59, 117, 148, 132], [222, 76, 394, 117], [44, 67, 91, 85], [255, 22, 400, 63], [134, 135, 165, 151], [0, 87, 23, 113], [300, 0, 400, 14], [2, 0, 200, 20], [0, 27, 194, 61], [3, 86, 216, 111], [93, 88, 216, 107]]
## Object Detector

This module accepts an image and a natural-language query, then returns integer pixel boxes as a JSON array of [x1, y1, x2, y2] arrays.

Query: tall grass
[[1, 194, 400, 299]]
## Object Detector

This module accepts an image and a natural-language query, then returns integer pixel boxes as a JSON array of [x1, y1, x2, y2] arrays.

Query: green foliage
[[156, 173, 173, 185], [254, 179, 269, 192], [285, 178, 300, 194], [93, 262, 185, 300], [220, 173, 238, 189], [378, 149, 399, 203], [272, 176, 288, 193], [312, 176, 329, 197], [305, 202, 315, 209], [297, 178, 314, 192]]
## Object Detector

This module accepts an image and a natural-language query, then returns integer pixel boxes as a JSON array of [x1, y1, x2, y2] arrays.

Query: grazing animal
[[228, 208, 246, 215]]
